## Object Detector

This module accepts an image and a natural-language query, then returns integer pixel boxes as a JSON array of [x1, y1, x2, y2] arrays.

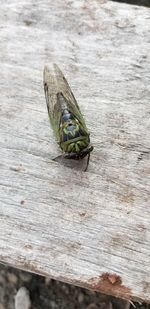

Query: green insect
[[43, 64, 93, 171]]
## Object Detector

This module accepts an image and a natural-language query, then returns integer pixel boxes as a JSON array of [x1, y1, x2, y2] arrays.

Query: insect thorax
[[59, 109, 90, 153]]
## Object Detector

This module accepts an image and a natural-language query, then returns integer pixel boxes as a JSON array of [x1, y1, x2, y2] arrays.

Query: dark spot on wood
[[133, 63, 143, 69], [118, 190, 134, 204], [69, 242, 81, 251], [20, 200, 25, 205], [102, 273, 122, 285], [138, 150, 150, 162], [79, 212, 86, 217], [111, 235, 124, 247], [136, 224, 146, 231], [23, 244, 32, 250], [87, 273, 132, 299], [138, 153, 143, 161], [24, 20, 33, 26], [10, 166, 21, 172]]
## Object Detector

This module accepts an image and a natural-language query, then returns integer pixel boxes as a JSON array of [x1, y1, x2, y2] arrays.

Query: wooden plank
[[0, 0, 150, 302]]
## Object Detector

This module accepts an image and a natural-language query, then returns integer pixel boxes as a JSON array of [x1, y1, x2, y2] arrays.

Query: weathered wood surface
[[0, 0, 150, 302]]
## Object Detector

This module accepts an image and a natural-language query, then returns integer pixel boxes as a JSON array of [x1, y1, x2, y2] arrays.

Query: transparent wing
[[43, 64, 88, 142]]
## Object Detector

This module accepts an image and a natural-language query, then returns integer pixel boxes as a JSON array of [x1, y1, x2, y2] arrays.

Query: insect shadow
[[53, 155, 91, 172]]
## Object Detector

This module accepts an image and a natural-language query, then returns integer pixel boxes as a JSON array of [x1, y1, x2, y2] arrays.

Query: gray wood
[[0, 0, 150, 302]]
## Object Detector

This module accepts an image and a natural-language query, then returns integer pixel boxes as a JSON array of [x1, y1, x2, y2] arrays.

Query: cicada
[[43, 64, 93, 171]]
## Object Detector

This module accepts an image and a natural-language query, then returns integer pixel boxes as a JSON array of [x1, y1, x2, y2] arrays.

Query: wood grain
[[0, 0, 150, 302]]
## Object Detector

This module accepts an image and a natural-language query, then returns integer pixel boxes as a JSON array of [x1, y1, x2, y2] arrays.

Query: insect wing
[[43, 65, 61, 142], [43, 64, 89, 142], [53, 64, 88, 131]]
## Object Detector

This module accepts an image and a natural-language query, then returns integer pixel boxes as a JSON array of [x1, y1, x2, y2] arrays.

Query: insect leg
[[84, 153, 90, 172]]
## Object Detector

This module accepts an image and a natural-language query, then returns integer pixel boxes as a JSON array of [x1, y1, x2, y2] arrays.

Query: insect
[[43, 64, 93, 171]]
